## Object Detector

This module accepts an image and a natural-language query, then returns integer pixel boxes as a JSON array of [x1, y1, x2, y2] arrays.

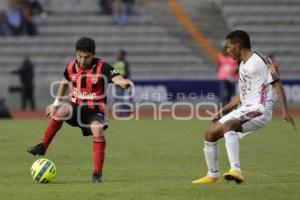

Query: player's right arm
[[211, 94, 240, 123], [46, 79, 69, 118]]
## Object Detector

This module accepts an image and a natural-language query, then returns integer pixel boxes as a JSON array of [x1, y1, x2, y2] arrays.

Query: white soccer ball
[[30, 158, 56, 183]]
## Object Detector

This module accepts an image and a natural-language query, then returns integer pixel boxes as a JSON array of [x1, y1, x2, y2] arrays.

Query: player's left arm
[[207, 94, 240, 123], [112, 75, 134, 89], [103, 62, 134, 89], [271, 80, 296, 129]]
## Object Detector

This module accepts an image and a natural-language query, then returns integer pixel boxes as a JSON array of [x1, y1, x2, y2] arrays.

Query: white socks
[[224, 131, 241, 173], [203, 131, 241, 178], [204, 141, 220, 178]]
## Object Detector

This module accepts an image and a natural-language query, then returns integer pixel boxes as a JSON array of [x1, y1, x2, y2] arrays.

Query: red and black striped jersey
[[63, 58, 120, 114]]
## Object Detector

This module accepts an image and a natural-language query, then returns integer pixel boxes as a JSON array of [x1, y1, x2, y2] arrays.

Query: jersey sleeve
[[102, 63, 120, 83], [266, 61, 280, 84]]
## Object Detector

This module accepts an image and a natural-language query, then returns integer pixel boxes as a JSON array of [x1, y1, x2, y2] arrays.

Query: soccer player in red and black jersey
[[27, 37, 133, 182]]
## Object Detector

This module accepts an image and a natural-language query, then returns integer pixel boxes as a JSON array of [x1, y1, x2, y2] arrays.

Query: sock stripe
[[205, 141, 218, 146]]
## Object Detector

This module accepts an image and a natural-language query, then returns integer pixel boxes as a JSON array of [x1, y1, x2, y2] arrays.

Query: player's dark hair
[[226, 30, 251, 49], [75, 37, 96, 53]]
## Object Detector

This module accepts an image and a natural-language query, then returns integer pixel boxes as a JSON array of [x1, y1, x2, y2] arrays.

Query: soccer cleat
[[192, 176, 221, 184], [27, 143, 46, 156], [92, 173, 102, 183], [223, 169, 244, 184]]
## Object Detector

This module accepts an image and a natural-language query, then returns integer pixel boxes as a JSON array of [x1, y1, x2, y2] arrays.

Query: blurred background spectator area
[[0, 0, 300, 110], [0, 0, 46, 36]]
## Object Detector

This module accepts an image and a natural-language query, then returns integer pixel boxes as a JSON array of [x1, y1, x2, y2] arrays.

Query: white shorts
[[219, 104, 272, 139]]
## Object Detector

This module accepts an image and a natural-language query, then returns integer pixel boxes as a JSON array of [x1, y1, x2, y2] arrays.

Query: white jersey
[[238, 52, 279, 109]]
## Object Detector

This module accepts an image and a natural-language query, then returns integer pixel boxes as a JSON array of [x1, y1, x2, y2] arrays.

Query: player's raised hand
[[112, 76, 134, 89], [283, 112, 297, 131], [46, 104, 58, 118], [124, 79, 134, 89]]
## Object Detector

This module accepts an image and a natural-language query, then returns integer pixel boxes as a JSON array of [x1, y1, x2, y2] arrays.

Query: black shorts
[[65, 102, 108, 136]]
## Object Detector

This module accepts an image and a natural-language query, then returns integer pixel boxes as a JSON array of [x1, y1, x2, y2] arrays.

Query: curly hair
[[75, 37, 96, 53]]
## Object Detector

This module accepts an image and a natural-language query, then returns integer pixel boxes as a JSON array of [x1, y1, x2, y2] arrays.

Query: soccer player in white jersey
[[192, 30, 296, 184]]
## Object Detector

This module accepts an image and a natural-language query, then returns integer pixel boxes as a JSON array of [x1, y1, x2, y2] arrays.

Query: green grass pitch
[[0, 117, 300, 200]]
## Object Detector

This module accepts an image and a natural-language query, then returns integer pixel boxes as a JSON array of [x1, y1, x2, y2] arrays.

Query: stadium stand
[[0, 0, 211, 109], [174, 0, 229, 56], [1, 0, 299, 109], [220, 0, 300, 77], [0, 0, 209, 80]]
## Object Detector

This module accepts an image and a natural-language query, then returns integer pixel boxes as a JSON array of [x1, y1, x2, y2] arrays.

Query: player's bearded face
[[76, 51, 94, 68], [225, 40, 239, 60]]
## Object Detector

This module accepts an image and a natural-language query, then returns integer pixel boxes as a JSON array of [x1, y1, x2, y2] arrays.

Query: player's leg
[[193, 117, 242, 184], [220, 107, 267, 184], [90, 120, 106, 183], [221, 120, 244, 184], [41, 103, 73, 148], [27, 103, 73, 155], [193, 122, 223, 184]]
